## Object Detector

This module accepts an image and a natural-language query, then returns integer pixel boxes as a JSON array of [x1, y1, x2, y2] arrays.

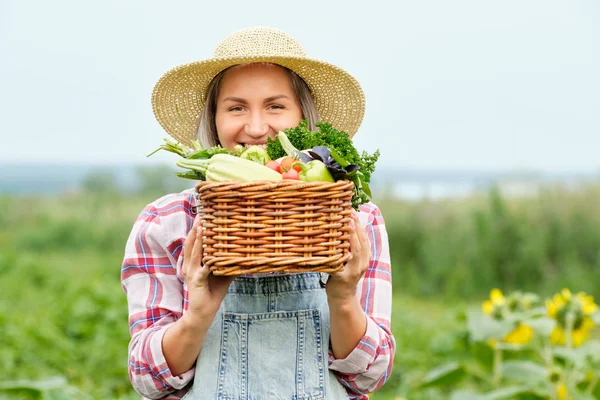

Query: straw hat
[[151, 27, 365, 146]]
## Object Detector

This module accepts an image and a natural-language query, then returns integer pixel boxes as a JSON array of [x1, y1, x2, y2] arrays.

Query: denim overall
[[182, 273, 349, 399]]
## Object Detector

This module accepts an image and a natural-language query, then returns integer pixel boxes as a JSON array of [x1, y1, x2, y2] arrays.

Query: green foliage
[[266, 120, 380, 208], [0, 193, 150, 399], [3, 182, 600, 398], [417, 362, 465, 388], [379, 184, 600, 300], [411, 289, 600, 399]]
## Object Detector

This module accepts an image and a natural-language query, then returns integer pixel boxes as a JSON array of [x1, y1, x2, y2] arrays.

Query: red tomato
[[265, 160, 281, 173], [280, 157, 302, 173], [281, 169, 300, 180]]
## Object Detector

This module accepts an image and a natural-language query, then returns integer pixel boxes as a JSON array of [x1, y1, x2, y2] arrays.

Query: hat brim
[[152, 56, 365, 146]]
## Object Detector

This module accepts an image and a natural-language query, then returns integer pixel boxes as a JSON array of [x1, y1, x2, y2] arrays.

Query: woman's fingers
[[190, 220, 204, 265], [348, 215, 360, 266], [357, 216, 371, 263], [355, 215, 372, 271], [183, 217, 200, 261], [349, 213, 371, 275], [183, 217, 210, 284]]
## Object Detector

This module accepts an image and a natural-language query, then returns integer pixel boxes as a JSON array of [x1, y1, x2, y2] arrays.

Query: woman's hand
[[326, 212, 372, 302], [182, 216, 235, 323], [327, 211, 371, 358], [163, 217, 234, 375]]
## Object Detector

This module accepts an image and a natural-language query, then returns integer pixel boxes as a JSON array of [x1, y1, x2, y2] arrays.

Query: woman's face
[[215, 63, 303, 151]]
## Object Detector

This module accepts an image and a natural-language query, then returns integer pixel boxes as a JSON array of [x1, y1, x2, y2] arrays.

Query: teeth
[[242, 144, 268, 150]]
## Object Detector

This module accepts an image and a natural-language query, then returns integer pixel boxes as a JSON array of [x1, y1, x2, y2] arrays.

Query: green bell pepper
[[296, 160, 335, 182]]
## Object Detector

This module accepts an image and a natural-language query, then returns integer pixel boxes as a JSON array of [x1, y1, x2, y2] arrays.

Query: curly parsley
[[267, 120, 380, 209]]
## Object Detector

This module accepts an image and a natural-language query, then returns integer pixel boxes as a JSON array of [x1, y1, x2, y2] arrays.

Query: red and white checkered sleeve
[[329, 203, 396, 398], [121, 199, 194, 399]]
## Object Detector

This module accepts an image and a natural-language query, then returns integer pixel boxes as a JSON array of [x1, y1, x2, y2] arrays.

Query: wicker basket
[[194, 180, 354, 276]]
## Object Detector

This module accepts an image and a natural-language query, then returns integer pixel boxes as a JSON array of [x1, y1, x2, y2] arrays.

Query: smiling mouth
[[240, 143, 268, 149]]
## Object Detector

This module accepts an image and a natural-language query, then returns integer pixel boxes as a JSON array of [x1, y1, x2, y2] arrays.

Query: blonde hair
[[197, 64, 319, 147]]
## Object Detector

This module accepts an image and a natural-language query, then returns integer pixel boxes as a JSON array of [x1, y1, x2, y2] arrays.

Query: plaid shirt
[[121, 189, 395, 399]]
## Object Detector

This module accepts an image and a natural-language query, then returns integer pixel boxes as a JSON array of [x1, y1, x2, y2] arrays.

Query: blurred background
[[1, 0, 599, 398]]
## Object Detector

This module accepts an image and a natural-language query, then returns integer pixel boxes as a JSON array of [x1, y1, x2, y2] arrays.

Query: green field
[[1, 184, 600, 399]]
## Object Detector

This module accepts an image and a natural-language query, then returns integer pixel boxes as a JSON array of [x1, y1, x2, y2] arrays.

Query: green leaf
[[574, 395, 597, 400], [470, 341, 495, 370], [467, 309, 514, 342], [418, 362, 465, 388], [577, 394, 597, 400], [175, 171, 204, 180], [480, 386, 533, 399], [463, 360, 494, 383], [522, 317, 556, 337], [502, 307, 547, 324], [450, 390, 481, 400], [501, 361, 548, 384], [0, 377, 67, 391], [0, 387, 42, 399], [553, 346, 586, 367], [522, 381, 552, 398], [329, 148, 349, 167], [520, 306, 548, 319], [493, 342, 530, 351], [187, 146, 234, 160], [431, 330, 468, 354], [579, 340, 600, 365], [43, 389, 75, 400], [362, 183, 372, 199]]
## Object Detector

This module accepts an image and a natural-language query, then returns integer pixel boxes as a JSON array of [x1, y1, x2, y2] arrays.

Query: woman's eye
[[229, 106, 244, 112], [268, 104, 284, 110]]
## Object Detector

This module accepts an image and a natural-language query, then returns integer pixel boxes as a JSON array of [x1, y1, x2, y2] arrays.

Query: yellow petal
[[572, 328, 589, 347], [491, 288, 505, 306], [582, 317, 595, 329], [546, 299, 557, 317], [482, 300, 493, 314], [504, 324, 533, 345], [551, 327, 565, 346], [557, 383, 567, 399], [582, 302, 599, 316], [576, 292, 593, 303], [561, 288, 572, 300], [553, 294, 566, 308]]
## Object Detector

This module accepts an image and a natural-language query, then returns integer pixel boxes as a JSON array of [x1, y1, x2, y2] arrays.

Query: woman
[[122, 27, 395, 399]]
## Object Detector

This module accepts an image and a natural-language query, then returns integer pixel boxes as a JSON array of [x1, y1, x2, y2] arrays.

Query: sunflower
[[546, 289, 599, 347], [503, 323, 534, 345], [482, 288, 535, 346], [482, 288, 506, 317], [556, 383, 571, 400]]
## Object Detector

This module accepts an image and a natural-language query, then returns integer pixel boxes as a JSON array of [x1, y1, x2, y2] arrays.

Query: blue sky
[[0, 0, 598, 172]]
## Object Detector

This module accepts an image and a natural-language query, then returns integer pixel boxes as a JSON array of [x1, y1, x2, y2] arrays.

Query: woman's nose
[[244, 113, 269, 138]]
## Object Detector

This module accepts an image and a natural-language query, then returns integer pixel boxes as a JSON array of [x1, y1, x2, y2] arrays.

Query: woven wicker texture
[[195, 180, 355, 276], [152, 27, 365, 146]]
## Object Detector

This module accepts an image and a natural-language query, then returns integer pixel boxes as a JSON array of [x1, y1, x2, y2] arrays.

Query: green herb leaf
[[267, 119, 380, 209]]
